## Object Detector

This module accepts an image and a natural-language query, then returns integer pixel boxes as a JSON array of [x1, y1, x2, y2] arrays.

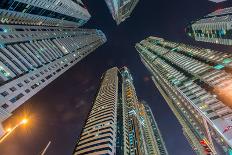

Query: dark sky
[[0, 0, 232, 155]]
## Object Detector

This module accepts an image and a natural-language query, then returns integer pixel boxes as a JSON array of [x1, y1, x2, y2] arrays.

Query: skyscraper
[[104, 0, 139, 25], [138, 102, 169, 155], [186, 7, 232, 45], [0, 0, 106, 136], [136, 36, 232, 154], [208, 0, 227, 3], [73, 67, 168, 155], [120, 67, 147, 155], [0, 0, 91, 27]]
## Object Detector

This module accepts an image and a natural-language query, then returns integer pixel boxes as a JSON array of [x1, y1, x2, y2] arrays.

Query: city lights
[[136, 36, 232, 154], [187, 7, 232, 45], [20, 119, 28, 125], [73, 67, 168, 155], [0, 0, 231, 154], [0, 118, 29, 143], [213, 81, 232, 107]]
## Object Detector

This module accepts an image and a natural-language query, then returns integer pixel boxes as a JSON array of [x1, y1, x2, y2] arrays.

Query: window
[[24, 79, 30, 83], [30, 76, 35, 80], [206, 110, 213, 114], [31, 83, 40, 89], [1, 91, 9, 97], [45, 74, 52, 80], [25, 89, 30, 93], [17, 83, 23, 87], [1, 103, 9, 109], [15, 28, 24, 31], [210, 115, 220, 120], [56, 69, 61, 73], [10, 87, 17, 92], [10, 93, 24, 103]]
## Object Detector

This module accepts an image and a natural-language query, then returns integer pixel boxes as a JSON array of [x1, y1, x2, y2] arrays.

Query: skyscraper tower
[[104, 0, 139, 25], [136, 36, 232, 154], [186, 7, 232, 45], [73, 67, 168, 155], [0, 0, 106, 136], [120, 67, 147, 155], [138, 102, 169, 155], [208, 0, 227, 2], [0, 0, 91, 27]]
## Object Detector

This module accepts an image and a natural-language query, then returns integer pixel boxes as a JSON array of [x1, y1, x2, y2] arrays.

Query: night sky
[[0, 0, 232, 155]]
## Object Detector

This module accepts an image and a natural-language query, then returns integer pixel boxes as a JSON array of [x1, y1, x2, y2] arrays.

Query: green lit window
[[214, 64, 224, 70], [223, 58, 232, 64]]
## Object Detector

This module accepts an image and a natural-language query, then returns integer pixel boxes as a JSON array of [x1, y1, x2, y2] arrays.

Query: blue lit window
[[214, 64, 224, 70]]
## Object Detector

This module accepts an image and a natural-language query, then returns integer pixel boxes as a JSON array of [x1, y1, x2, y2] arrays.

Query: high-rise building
[[136, 36, 232, 154], [0, 0, 91, 27], [138, 102, 169, 155], [104, 0, 139, 25], [186, 7, 232, 45], [74, 67, 119, 155], [0, 0, 106, 136], [120, 67, 147, 155], [0, 27, 106, 123], [208, 0, 227, 3], [73, 67, 168, 155]]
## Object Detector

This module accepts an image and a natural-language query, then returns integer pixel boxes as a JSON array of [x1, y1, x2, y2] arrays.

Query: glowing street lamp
[[20, 119, 28, 125], [0, 118, 29, 143]]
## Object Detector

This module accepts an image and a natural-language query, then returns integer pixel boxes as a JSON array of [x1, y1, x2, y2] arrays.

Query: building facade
[[138, 102, 169, 155], [0, 0, 91, 27], [0, 26, 106, 123], [73, 67, 168, 155], [120, 67, 147, 155], [136, 36, 232, 154], [74, 67, 119, 155], [208, 0, 227, 3], [186, 7, 232, 45], [104, 0, 139, 25], [0, 0, 106, 137]]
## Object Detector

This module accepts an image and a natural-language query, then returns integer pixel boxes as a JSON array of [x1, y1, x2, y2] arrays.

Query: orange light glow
[[20, 118, 28, 125], [0, 118, 29, 143], [6, 128, 12, 132], [213, 79, 232, 107]]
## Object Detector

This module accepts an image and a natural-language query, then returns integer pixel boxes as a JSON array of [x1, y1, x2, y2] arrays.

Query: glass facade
[[186, 7, 232, 45], [0, 1, 84, 24], [0, 0, 105, 139], [104, 0, 139, 25], [0, 26, 106, 124], [73, 67, 169, 155], [136, 36, 232, 154], [0, 0, 90, 27]]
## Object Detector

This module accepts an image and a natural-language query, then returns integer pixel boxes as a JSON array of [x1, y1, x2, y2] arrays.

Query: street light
[[0, 118, 29, 143], [20, 118, 28, 125]]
